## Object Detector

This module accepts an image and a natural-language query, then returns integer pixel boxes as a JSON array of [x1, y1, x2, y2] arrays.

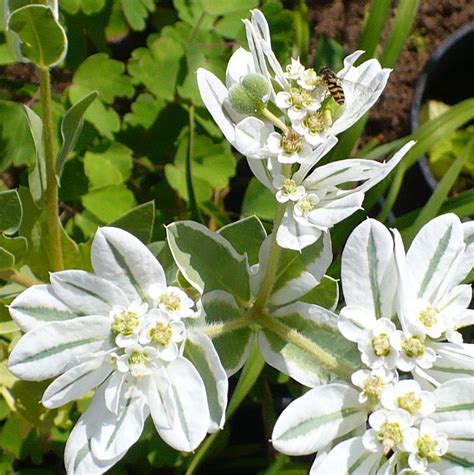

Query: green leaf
[[0, 100, 35, 172], [124, 93, 165, 129], [195, 290, 253, 376], [0, 189, 23, 235], [0, 321, 18, 335], [0, 235, 28, 263], [71, 53, 133, 103], [241, 178, 277, 222], [128, 36, 185, 102], [166, 221, 251, 302], [56, 90, 98, 179], [24, 105, 47, 206], [0, 247, 15, 270], [200, 0, 258, 15], [110, 201, 155, 243], [120, 0, 155, 31], [298, 275, 339, 311], [259, 304, 360, 387], [81, 185, 136, 223], [314, 34, 345, 72], [217, 216, 267, 266], [7, 4, 67, 67], [83, 142, 133, 189]]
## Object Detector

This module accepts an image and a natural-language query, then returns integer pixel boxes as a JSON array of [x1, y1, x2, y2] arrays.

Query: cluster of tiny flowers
[[109, 285, 194, 376], [198, 9, 413, 251]]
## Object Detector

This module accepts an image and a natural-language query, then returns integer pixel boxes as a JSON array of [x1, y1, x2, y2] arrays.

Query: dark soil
[[309, 0, 474, 143]]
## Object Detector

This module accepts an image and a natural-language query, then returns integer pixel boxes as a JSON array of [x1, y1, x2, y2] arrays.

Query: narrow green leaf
[[405, 139, 474, 243], [166, 221, 251, 302], [0, 190, 23, 235], [186, 106, 203, 223], [0, 321, 19, 335], [24, 105, 47, 206], [7, 4, 67, 67], [56, 90, 98, 180], [0, 247, 15, 270]]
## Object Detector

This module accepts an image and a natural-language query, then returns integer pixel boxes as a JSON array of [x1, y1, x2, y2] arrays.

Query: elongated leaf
[[185, 331, 228, 432], [0, 247, 14, 270], [166, 221, 251, 303], [56, 90, 98, 180], [110, 201, 155, 244], [8, 315, 111, 380], [0, 189, 23, 235], [7, 4, 67, 67], [24, 105, 47, 206], [298, 275, 339, 310], [272, 383, 366, 455], [217, 216, 267, 266], [259, 303, 360, 387]]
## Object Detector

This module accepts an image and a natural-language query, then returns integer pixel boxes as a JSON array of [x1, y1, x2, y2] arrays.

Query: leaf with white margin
[[185, 330, 228, 432], [8, 315, 111, 380], [65, 385, 124, 475], [193, 290, 253, 376], [217, 215, 267, 266], [435, 421, 474, 470], [432, 377, 474, 423], [310, 436, 382, 474], [147, 366, 175, 430], [166, 221, 250, 303], [156, 356, 210, 452], [422, 343, 474, 386], [271, 383, 367, 455], [9, 284, 81, 331], [259, 302, 360, 387], [406, 213, 464, 303], [463, 221, 474, 247], [297, 275, 339, 311], [269, 233, 332, 306], [90, 381, 149, 462], [42, 356, 112, 408], [50, 270, 129, 315], [342, 218, 396, 320], [92, 226, 166, 304]]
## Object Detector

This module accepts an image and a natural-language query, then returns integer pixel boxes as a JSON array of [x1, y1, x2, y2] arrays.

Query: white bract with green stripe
[[7, 227, 228, 475]]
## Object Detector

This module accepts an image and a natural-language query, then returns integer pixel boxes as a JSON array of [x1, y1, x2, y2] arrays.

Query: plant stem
[[39, 67, 63, 272], [261, 108, 289, 134], [199, 316, 252, 338], [0, 269, 41, 287]]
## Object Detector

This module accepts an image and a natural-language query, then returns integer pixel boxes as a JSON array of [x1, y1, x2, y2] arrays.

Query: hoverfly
[[318, 66, 371, 106]]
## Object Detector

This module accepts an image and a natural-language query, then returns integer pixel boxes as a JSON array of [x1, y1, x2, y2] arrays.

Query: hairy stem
[[0, 269, 41, 287], [198, 316, 253, 338], [39, 67, 63, 272]]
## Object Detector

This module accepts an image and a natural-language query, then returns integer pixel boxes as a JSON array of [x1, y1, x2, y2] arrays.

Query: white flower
[[8, 227, 228, 474], [297, 67, 320, 90], [381, 380, 435, 419], [266, 130, 312, 164], [148, 284, 196, 320], [275, 141, 415, 250], [284, 57, 305, 80], [391, 330, 437, 372], [275, 87, 320, 121], [351, 367, 397, 403], [273, 175, 305, 203], [363, 408, 413, 454], [402, 420, 448, 473]]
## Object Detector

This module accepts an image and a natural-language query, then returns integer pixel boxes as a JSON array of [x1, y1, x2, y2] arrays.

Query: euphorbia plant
[[3, 5, 474, 475]]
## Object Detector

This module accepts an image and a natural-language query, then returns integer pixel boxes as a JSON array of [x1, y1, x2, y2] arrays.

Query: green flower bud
[[228, 73, 269, 115]]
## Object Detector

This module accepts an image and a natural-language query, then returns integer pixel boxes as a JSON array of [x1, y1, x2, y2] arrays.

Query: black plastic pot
[[411, 21, 474, 191]]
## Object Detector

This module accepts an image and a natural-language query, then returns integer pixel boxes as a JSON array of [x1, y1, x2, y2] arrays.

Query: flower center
[[281, 132, 302, 154], [416, 434, 441, 463], [397, 392, 422, 414], [289, 87, 313, 109], [376, 421, 403, 450], [281, 178, 299, 197], [297, 195, 315, 214], [363, 375, 385, 399], [161, 292, 181, 313], [128, 350, 148, 366], [402, 336, 425, 358], [371, 333, 391, 357], [112, 311, 140, 336], [303, 111, 331, 134], [149, 322, 173, 347], [418, 306, 438, 328]]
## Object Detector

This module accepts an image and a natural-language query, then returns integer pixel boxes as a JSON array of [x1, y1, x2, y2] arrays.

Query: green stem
[[0, 269, 41, 287], [186, 105, 203, 223], [261, 108, 289, 134], [39, 67, 63, 272]]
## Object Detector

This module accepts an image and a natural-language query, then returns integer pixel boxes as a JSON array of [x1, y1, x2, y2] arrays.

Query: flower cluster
[[271, 215, 474, 473], [7, 227, 227, 474], [198, 9, 414, 251]]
